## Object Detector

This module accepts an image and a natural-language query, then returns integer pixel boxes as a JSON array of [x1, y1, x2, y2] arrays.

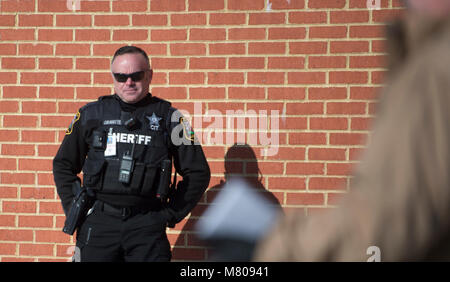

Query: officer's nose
[[125, 77, 135, 85]]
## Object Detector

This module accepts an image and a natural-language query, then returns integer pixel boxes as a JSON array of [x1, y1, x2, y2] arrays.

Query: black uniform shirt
[[53, 93, 211, 225]]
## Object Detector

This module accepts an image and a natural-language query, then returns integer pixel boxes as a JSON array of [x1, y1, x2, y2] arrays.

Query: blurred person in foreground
[[254, 0, 450, 261]]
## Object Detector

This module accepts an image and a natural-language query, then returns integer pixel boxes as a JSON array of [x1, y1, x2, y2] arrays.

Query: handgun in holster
[[62, 180, 96, 235], [156, 159, 177, 228]]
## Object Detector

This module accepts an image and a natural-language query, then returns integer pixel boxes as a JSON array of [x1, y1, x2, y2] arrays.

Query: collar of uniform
[[386, 12, 450, 71], [114, 93, 153, 112]]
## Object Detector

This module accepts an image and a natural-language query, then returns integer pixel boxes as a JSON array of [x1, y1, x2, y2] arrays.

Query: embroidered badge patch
[[180, 117, 195, 141], [146, 113, 162, 131], [65, 111, 80, 135]]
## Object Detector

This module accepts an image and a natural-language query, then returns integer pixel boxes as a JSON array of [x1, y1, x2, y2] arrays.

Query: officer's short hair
[[111, 45, 151, 69]]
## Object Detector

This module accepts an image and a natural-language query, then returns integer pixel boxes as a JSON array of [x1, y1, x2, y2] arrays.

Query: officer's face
[[111, 53, 153, 104]]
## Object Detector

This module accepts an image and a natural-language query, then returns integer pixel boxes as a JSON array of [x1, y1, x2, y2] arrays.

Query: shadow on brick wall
[[171, 143, 281, 261]]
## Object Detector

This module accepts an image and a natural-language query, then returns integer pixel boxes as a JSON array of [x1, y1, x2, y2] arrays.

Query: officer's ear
[[147, 69, 153, 83]]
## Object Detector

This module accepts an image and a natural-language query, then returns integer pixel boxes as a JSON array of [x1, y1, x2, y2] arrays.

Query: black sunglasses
[[112, 70, 146, 83]]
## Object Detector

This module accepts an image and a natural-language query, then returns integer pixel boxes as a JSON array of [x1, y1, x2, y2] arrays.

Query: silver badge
[[146, 113, 162, 131]]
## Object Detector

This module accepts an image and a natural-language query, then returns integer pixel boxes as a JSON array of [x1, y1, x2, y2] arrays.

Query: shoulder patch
[[180, 117, 195, 141], [65, 111, 80, 135]]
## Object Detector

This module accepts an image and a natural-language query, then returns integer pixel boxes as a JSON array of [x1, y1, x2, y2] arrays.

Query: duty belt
[[96, 201, 157, 218]]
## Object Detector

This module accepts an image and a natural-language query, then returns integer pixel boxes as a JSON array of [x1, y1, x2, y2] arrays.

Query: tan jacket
[[254, 13, 450, 261]]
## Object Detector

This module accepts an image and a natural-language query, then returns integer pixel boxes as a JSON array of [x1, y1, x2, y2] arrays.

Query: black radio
[[119, 133, 137, 184], [118, 151, 134, 184]]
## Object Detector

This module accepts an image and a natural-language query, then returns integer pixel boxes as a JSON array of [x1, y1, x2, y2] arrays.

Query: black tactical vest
[[80, 95, 172, 197]]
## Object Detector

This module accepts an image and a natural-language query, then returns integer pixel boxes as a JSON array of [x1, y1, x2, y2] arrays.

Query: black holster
[[62, 181, 96, 235]]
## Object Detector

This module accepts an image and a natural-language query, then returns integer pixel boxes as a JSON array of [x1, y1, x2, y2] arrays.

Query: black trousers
[[75, 204, 171, 262]]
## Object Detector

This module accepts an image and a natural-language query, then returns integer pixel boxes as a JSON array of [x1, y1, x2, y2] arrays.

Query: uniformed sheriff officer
[[53, 46, 211, 262]]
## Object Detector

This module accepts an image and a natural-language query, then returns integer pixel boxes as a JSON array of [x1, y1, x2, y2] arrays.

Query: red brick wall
[[0, 0, 404, 261]]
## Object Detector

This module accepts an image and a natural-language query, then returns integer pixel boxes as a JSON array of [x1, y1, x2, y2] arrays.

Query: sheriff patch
[[111, 132, 152, 145], [65, 111, 80, 135]]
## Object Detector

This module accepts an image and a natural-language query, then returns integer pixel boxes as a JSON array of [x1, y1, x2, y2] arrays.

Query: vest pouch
[[102, 160, 146, 194], [140, 164, 159, 196], [128, 162, 145, 194], [82, 159, 105, 190]]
